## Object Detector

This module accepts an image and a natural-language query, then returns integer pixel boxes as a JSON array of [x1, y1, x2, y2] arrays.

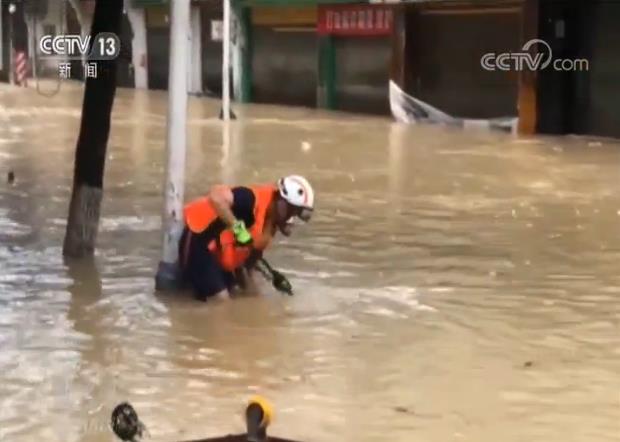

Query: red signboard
[[317, 5, 393, 36]]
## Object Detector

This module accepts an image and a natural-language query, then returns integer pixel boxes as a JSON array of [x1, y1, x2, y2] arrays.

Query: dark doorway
[[117, 11, 135, 88], [405, 5, 520, 119], [0, 2, 11, 82], [145, 5, 169, 91], [146, 26, 169, 90], [200, 3, 222, 96], [581, 2, 620, 138], [536, 0, 620, 138], [536, 0, 591, 135], [334, 36, 391, 115]]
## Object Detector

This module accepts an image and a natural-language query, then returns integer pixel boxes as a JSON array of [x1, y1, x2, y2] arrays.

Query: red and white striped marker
[[14, 51, 28, 87]]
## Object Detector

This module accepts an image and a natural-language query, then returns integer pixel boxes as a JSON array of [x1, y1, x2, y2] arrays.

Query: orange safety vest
[[183, 185, 276, 272]]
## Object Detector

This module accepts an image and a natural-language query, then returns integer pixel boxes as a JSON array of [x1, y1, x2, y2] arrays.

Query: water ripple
[[0, 83, 619, 442]]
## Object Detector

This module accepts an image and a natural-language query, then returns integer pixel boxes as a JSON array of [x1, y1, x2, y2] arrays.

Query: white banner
[[211, 20, 222, 41], [389, 80, 518, 134]]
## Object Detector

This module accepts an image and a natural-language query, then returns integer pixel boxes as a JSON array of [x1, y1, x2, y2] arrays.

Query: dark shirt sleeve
[[230, 186, 256, 227]]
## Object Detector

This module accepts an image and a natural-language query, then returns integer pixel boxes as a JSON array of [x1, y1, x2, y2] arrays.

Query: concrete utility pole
[[155, 0, 190, 290], [221, 0, 231, 120]]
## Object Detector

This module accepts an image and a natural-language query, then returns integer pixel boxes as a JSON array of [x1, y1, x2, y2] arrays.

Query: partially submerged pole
[[155, 0, 190, 290], [221, 0, 231, 120]]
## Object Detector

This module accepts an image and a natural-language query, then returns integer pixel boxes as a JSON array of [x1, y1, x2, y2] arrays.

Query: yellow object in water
[[247, 395, 274, 428]]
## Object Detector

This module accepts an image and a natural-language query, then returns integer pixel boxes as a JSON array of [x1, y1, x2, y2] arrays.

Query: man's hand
[[232, 220, 253, 246], [271, 269, 293, 296]]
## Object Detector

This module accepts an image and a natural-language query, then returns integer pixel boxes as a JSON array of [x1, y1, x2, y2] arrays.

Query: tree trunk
[[62, 0, 124, 258]]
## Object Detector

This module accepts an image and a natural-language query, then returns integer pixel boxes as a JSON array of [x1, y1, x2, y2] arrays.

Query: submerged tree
[[63, 0, 124, 258]]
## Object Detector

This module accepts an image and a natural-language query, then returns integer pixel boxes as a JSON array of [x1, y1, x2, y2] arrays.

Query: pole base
[[219, 107, 237, 120], [246, 403, 267, 442], [155, 260, 182, 292], [246, 396, 273, 442]]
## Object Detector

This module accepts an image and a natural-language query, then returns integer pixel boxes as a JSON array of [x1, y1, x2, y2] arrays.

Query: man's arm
[[208, 185, 237, 228], [209, 185, 256, 227]]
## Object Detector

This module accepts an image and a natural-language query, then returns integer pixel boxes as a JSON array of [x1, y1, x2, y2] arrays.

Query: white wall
[[25, 14, 35, 73], [232, 6, 243, 101], [188, 5, 202, 94]]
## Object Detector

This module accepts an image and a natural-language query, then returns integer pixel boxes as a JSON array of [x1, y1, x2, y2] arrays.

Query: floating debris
[[111, 402, 145, 442]]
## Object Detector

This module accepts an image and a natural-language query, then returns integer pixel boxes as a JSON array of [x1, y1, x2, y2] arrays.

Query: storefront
[[251, 5, 318, 107], [534, 0, 620, 138], [317, 3, 393, 114], [402, 1, 521, 119]]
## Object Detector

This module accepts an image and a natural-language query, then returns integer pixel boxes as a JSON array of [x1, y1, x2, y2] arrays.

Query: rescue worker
[[179, 175, 314, 301]]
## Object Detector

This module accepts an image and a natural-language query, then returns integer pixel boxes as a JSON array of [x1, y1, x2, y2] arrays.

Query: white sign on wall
[[211, 20, 223, 41]]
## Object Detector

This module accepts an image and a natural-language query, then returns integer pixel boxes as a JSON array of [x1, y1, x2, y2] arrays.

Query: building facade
[[536, 0, 620, 138], [317, 3, 393, 114], [1, 0, 619, 139], [233, 0, 394, 115], [390, 0, 620, 138]]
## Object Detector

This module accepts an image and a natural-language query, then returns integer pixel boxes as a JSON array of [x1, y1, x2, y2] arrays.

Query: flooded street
[[0, 82, 619, 442]]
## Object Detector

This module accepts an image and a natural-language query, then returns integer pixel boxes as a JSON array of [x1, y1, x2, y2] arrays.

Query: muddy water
[[0, 82, 619, 442]]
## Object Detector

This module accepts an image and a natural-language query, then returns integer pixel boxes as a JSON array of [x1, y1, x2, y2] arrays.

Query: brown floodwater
[[0, 81, 619, 442]]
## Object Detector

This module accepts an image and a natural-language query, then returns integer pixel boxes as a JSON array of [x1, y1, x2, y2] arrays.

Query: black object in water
[[111, 402, 145, 441], [110, 400, 302, 442]]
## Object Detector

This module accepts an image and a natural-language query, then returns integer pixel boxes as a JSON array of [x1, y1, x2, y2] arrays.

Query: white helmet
[[277, 175, 314, 221]]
